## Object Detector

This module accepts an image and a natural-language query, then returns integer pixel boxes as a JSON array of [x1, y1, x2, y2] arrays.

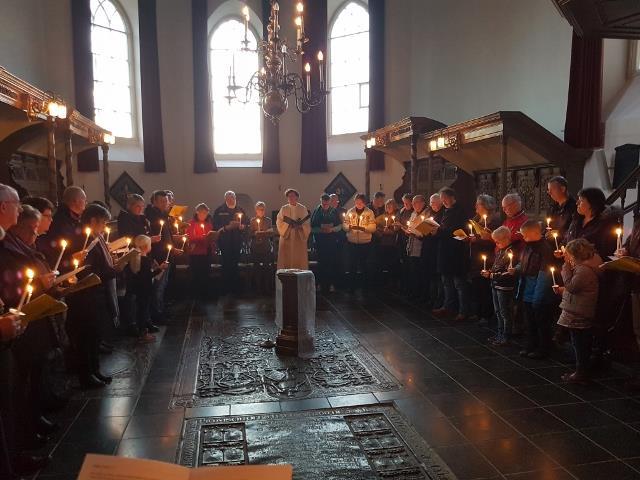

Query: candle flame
[[105, 227, 111, 234], [167, 244, 172, 251], [182, 235, 187, 241], [60, 239, 68, 248], [26, 284, 33, 294], [317, 50, 324, 62], [26, 268, 35, 280], [159, 220, 164, 226], [125, 237, 131, 245], [616, 228, 622, 236], [73, 259, 79, 268], [552, 232, 558, 238], [508, 252, 513, 258], [481, 255, 487, 260], [178, 216, 183, 222], [550, 266, 555, 272], [242, 5, 249, 16], [304, 62, 311, 73], [295, 16, 302, 26], [84, 227, 91, 236], [296, 2, 303, 13]]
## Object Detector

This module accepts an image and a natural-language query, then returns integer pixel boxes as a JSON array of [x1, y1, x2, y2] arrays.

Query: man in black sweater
[[213, 191, 248, 295]]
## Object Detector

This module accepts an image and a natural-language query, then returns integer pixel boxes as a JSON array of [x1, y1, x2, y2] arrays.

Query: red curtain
[[300, 0, 328, 173], [71, 0, 99, 172], [564, 31, 604, 149], [261, 0, 280, 173], [192, 0, 217, 173], [139, 0, 166, 172], [368, 0, 385, 171]]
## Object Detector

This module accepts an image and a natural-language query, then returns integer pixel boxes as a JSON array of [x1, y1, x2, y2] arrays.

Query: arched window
[[329, 2, 369, 136], [90, 0, 134, 138], [209, 18, 262, 156]]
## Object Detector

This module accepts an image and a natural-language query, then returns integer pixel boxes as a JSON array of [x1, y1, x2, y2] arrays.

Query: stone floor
[[30, 291, 640, 480]]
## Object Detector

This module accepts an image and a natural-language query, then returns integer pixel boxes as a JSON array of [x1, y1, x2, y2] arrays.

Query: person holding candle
[[480, 226, 518, 346], [376, 198, 401, 289], [21, 196, 54, 247], [276, 188, 311, 270], [551, 238, 601, 383], [368, 191, 386, 217], [469, 194, 502, 324], [186, 203, 217, 299], [420, 193, 445, 308], [404, 195, 429, 301], [214, 191, 249, 295], [509, 220, 556, 359], [367, 192, 387, 286], [501, 193, 528, 245], [126, 235, 168, 344], [249, 202, 275, 295], [397, 193, 414, 295], [546, 176, 577, 243], [40, 186, 88, 273], [329, 194, 348, 287], [66, 204, 126, 389], [311, 194, 342, 294], [432, 187, 471, 321], [144, 191, 175, 321], [343, 193, 377, 293]]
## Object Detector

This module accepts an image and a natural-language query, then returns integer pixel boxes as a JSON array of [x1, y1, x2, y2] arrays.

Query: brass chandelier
[[225, 1, 328, 122]]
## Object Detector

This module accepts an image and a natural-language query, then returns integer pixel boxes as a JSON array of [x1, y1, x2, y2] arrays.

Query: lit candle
[[237, 213, 243, 222], [82, 227, 92, 250], [552, 232, 559, 251], [420, 215, 425, 222], [73, 259, 79, 269], [17, 269, 35, 311], [482, 254, 487, 271], [257, 217, 261, 231], [25, 284, 33, 305], [295, 16, 302, 44], [406, 221, 410, 227], [317, 50, 324, 88], [296, 2, 304, 36], [508, 252, 514, 269], [550, 266, 557, 286], [174, 221, 180, 234], [181, 235, 187, 250], [616, 227, 623, 252], [158, 220, 165, 236], [304, 62, 311, 92], [165, 244, 172, 263], [469, 223, 474, 237], [125, 237, 132, 251], [482, 214, 487, 229], [546, 217, 552, 230], [242, 5, 249, 45], [53, 239, 67, 273], [385, 216, 389, 227], [391, 215, 396, 223], [200, 223, 205, 235], [178, 216, 183, 223], [104, 226, 111, 243]]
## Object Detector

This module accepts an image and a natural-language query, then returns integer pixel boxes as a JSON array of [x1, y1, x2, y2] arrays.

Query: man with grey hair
[[214, 190, 249, 294], [41, 186, 87, 272], [501, 192, 528, 243], [0, 183, 21, 231]]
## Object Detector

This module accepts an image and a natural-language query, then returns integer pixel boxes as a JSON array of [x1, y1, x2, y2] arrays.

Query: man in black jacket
[[432, 187, 471, 321], [144, 191, 174, 321], [213, 191, 248, 294], [311, 194, 341, 294]]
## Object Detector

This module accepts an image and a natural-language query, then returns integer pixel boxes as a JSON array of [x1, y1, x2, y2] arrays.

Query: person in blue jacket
[[509, 219, 556, 359]]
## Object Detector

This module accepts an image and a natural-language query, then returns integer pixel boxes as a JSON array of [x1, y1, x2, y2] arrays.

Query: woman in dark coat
[[432, 187, 472, 321]]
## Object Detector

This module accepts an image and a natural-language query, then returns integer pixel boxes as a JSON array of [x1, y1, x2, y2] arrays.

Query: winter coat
[[343, 207, 376, 244], [144, 204, 174, 263], [558, 256, 602, 328], [489, 244, 518, 291], [39, 204, 83, 273], [566, 206, 620, 259], [434, 202, 470, 275], [548, 196, 577, 243], [516, 239, 556, 306], [117, 210, 150, 239]]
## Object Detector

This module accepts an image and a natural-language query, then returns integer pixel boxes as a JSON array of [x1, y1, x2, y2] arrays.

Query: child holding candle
[[509, 220, 556, 359], [126, 235, 168, 343], [186, 203, 216, 299], [481, 226, 517, 346], [250, 201, 275, 295], [552, 238, 601, 383]]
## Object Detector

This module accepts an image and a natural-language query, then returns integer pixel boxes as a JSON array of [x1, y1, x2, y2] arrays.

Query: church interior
[[2, 0, 640, 478]]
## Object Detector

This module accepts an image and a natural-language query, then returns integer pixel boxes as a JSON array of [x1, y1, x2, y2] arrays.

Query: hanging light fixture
[[226, 1, 328, 123]]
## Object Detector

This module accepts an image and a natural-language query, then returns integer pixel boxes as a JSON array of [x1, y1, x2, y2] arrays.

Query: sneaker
[[561, 371, 589, 385]]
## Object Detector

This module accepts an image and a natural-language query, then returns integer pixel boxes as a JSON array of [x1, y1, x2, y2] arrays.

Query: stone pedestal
[[275, 269, 315, 357]]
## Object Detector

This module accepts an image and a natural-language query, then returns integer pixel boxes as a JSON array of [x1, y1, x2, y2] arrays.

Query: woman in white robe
[[276, 189, 311, 269]]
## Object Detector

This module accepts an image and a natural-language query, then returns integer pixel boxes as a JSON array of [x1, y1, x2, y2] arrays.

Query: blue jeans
[[570, 328, 592, 375], [442, 274, 470, 315], [491, 288, 513, 341], [151, 268, 170, 322]]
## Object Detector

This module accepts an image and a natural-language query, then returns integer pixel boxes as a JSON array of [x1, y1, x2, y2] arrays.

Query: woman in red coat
[[186, 204, 217, 299]]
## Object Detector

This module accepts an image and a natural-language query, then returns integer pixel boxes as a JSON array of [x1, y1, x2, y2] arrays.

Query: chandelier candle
[[53, 239, 67, 273], [242, 5, 250, 47], [304, 62, 311, 92], [317, 50, 324, 88]]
